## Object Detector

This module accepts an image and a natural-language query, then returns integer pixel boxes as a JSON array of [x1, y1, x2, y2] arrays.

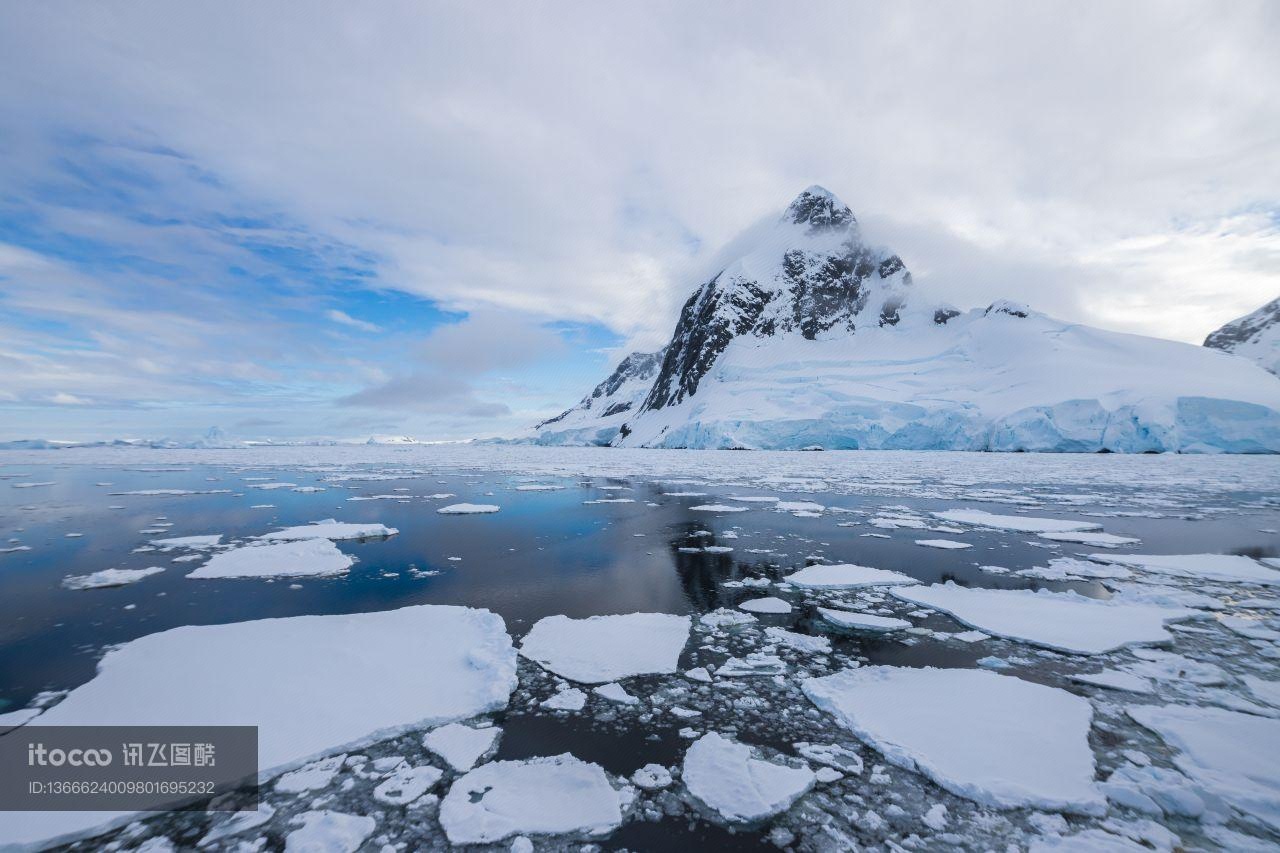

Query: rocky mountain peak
[[784, 185, 856, 233]]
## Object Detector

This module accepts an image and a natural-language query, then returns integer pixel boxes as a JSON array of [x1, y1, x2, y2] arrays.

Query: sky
[[0, 1, 1277, 442]]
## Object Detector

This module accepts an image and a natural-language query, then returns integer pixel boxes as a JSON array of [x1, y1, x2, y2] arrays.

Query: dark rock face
[[934, 307, 961, 325], [1205, 296, 1280, 351], [535, 347, 666, 429], [642, 189, 912, 412]]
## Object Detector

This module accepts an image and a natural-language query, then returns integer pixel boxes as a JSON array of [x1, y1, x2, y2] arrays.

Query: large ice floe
[[62, 565, 165, 590], [1127, 704, 1280, 831], [519, 612, 690, 683], [257, 519, 397, 541], [1086, 553, 1280, 585], [932, 509, 1101, 533], [438, 754, 626, 844], [890, 582, 1196, 654], [803, 666, 1105, 814], [783, 563, 918, 589], [186, 538, 354, 579], [0, 604, 516, 849], [683, 732, 816, 823]]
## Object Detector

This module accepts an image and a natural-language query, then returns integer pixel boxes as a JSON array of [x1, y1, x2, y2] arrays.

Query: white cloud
[[325, 309, 381, 333]]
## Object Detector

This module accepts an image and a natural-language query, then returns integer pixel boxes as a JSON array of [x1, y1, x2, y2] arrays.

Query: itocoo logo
[[27, 743, 113, 767]]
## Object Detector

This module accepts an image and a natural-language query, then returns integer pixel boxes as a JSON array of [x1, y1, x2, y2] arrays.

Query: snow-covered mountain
[[1204, 296, 1280, 376], [531, 187, 1280, 453]]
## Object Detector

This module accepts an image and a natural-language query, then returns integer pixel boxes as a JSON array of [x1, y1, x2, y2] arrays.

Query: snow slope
[[532, 187, 1280, 453], [1204, 295, 1280, 376]]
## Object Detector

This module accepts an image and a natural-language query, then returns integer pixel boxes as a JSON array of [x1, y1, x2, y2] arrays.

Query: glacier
[[529, 187, 1280, 453]]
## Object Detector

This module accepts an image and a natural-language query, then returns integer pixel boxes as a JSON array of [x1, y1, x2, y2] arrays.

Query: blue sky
[[1, 2, 1277, 441]]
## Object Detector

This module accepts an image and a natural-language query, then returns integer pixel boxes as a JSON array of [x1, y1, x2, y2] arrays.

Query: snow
[[1128, 704, 1280, 830], [438, 754, 625, 844], [803, 666, 1104, 813], [373, 763, 443, 805], [933, 509, 1101, 533], [437, 502, 501, 514], [739, 596, 792, 614], [818, 608, 910, 632], [915, 538, 971, 549], [0, 604, 516, 850], [149, 534, 222, 549], [258, 520, 397, 541], [519, 612, 690, 683], [682, 732, 816, 823], [890, 582, 1195, 655], [187, 538, 354, 579], [1086, 553, 1280, 585], [783, 563, 918, 589], [284, 810, 376, 853], [62, 566, 165, 590], [423, 723, 501, 772]]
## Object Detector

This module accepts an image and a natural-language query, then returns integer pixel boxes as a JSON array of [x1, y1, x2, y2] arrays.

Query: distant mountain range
[[1204, 295, 1280, 377], [529, 186, 1280, 453]]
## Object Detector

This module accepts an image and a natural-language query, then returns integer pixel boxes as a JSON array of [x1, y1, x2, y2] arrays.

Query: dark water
[[2, 457, 1278, 849]]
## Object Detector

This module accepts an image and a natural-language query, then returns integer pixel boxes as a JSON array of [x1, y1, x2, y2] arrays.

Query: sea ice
[[437, 503, 501, 514], [519, 612, 690, 683], [423, 723, 501, 772], [1128, 703, 1280, 830], [804, 666, 1104, 813], [890, 583, 1195, 654], [373, 763, 443, 805], [0, 604, 516, 850], [438, 754, 625, 844], [275, 755, 346, 793], [1087, 553, 1280, 585], [915, 539, 972, 549], [818, 608, 910, 632], [683, 732, 815, 824], [62, 566, 165, 590], [594, 682, 640, 704], [783, 563, 918, 589], [1038, 531, 1140, 547], [284, 810, 376, 853], [1069, 671, 1155, 694], [542, 688, 587, 711], [689, 504, 750, 512], [258, 520, 397, 541], [187, 538, 354, 579], [149, 534, 223, 549], [632, 764, 673, 790], [739, 596, 792, 614], [932, 509, 1102, 533]]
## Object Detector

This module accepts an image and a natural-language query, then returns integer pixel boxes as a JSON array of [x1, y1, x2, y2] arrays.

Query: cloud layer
[[0, 1, 1277, 439]]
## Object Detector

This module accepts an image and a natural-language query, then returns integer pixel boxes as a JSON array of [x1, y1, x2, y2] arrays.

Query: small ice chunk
[[685, 667, 713, 683], [632, 763, 672, 790], [784, 564, 918, 589], [439, 754, 625, 844], [717, 653, 787, 677], [765, 627, 831, 654], [803, 666, 1104, 814], [373, 763, 443, 805], [1069, 671, 1155, 694], [818, 608, 910, 633], [437, 504, 501, 514], [593, 682, 639, 705], [62, 566, 165, 590], [915, 539, 972, 550], [1038, 531, 1140, 547], [284, 810, 376, 853], [738, 596, 792, 614], [689, 504, 750, 512], [187, 539, 353, 579], [933, 509, 1101, 533], [683, 732, 815, 823], [890, 583, 1195, 655], [423, 723, 501, 772], [259, 520, 397, 541], [275, 755, 346, 793], [542, 688, 587, 711], [519, 613, 690, 683], [922, 803, 948, 830], [150, 534, 223, 549]]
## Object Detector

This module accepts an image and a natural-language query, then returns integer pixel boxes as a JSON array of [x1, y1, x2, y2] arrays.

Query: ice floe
[[890, 583, 1196, 655], [284, 810, 376, 853], [437, 503, 501, 514], [438, 754, 625, 844], [62, 566, 165, 590], [689, 504, 750, 512], [914, 538, 971, 549], [804, 666, 1104, 813], [1037, 530, 1140, 547], [423, 723, 501, 772], [783, 563, 918, 589], [739, 596, 792, 614], [187, 538, 354, 579], [258, 520, 397, 541], [1128, 703, 1280, 830], [683, 732, 815, 824], [818, 608, 911, 633], [0, 604, 516, 849], [149, 534, 223, 549], [933, 509, 1101, 533], [519, 612, 690, 683], [275, 755, 346, 793], [373, 763, 443, 805], [1087, 553, 1280, 585]]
